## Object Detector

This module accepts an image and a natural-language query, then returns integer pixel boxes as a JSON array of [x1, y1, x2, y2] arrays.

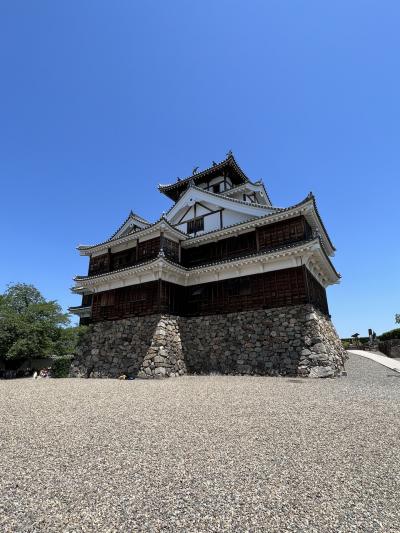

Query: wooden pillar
[[158, 278, 162, 313], [255, 229, 260, 252], [220, 209, 223, 229], [107, 248, 111, 272], [303, 264, 311, 305], [194, 202, 197, 236], [160, 230, 164, 252], [135, 239, 139, 262]]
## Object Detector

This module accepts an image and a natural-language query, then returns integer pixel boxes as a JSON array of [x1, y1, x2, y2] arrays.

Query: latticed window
[[187, 217, 204, 234], [163, 238, 179, 262], [138, 237, 161, 259]]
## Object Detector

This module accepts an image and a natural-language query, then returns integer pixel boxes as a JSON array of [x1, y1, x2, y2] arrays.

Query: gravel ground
[[1, 354, 399, 533]]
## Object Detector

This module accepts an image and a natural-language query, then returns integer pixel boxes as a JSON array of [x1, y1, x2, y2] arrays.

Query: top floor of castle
[[75, 153, 335, 251]]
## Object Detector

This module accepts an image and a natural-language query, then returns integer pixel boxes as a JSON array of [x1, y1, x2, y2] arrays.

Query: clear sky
[[0, 1, 399, 337]]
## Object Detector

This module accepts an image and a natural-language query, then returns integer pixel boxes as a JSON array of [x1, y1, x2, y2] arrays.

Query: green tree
[[53, 326, 87, 356], [351, 333, 360, 347], [0, 283, 71, 360], [396, 314, 400, 324]]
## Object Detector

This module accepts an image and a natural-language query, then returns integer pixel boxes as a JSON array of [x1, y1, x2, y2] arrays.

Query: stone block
[[312, 343, 327, 353], [309, 366, 334, 378]]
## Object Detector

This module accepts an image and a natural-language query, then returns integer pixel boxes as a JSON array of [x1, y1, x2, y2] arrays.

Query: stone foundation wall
[[71, 305, 346, 378], [180, 305, 346, 377]]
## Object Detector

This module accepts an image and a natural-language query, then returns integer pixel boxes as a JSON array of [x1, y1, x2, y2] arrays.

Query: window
[[138, 237, 161, 259], [226, 278, 251, 297], [187, 217, 204, 234], [212, 183, 220, 193]]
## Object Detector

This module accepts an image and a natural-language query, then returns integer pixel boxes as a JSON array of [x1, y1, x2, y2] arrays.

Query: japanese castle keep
[[70, 153, 346, 378]]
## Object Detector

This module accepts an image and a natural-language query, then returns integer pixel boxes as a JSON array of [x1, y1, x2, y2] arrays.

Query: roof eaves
[[309, 195, 336, 252], [74, 237, 339, 286], [158, 154, 249, 192], [185, 238, 317, 271], [221, 181, 272, 206], [77, 217, 188, 252], [316, 236, 341, 279], [165, 184, 273, 218], [75, 238, 319, 282], [108, 211, 151, 241]]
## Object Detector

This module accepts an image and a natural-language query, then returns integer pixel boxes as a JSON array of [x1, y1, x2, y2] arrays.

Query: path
[[348, 348, 400, 373]]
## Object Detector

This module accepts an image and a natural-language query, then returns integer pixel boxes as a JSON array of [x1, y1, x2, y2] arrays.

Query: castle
[[70, 153, 346, 378]]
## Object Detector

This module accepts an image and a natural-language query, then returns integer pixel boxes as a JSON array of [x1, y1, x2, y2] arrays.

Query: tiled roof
[[164, 183, 273, 217], [108, 211, 150, 240], [158, 154, 250, 200], [77, 217, 188, 252]]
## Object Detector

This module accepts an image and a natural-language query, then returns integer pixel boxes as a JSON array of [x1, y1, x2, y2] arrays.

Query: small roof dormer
[[109, 211, 150, 240]]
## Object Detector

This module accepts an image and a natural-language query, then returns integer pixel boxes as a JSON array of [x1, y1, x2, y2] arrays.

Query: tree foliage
[[396, 314, 400, 324], [379, 328, 400, 341], [0, 283, 80, 360]]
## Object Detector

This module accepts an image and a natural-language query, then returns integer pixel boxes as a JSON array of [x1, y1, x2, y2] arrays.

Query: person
[[33, 371, 38, 379]]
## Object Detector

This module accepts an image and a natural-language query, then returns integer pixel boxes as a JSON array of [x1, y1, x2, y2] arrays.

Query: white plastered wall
[[197, 175, 233, 192]]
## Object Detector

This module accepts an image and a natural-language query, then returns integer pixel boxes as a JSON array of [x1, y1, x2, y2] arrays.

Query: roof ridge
[[78, 217, 188, 252], [158, 154, 248, 191], [164, 183, 272, 217], [108, 211, 150, 241]]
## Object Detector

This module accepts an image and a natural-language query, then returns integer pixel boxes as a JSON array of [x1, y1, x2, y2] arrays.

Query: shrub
[[51, 355, 73, 378], [379, 328, 400, 341], [341, 337, 369, 345]]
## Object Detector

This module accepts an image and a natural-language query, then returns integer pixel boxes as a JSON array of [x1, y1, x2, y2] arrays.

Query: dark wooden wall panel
[[88, 237, 163, 276], [181, 216, 312, 268], [89, 266, 328, 322], [257, 216, 312, 251], [87, 216, 313, 276]]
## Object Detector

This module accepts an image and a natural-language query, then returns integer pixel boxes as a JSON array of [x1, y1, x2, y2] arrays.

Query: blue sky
[[0, 1, 399, 337]]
